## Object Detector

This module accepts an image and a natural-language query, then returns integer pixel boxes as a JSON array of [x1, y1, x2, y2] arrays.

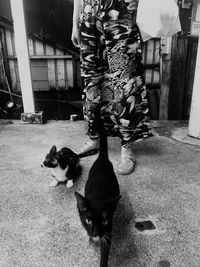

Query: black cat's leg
[[100, 234, 111, 267], [65, 164, 77, 188]]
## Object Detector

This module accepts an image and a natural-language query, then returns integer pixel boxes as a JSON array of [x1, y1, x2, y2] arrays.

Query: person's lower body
[[78, 0, 153, 174]]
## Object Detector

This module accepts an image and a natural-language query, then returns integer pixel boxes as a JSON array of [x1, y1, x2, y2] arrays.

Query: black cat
[[41, 145, 81, 187], [75, 101, 121, 267]]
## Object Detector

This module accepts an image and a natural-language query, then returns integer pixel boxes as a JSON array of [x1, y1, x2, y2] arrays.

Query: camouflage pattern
[[80, 0, 153, 142]]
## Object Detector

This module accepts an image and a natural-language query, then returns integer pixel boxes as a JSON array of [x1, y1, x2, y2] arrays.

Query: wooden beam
[[159, 37, 172, 120], [188, 37, 200, 139], [8, 55, 73, 60], [10, 0, 35, 113]]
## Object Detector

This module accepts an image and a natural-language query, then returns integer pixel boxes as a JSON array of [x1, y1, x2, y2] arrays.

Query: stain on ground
[[158, 260, 171, 267], [135, 220, 156, 231], [0, 120, 13, 125]]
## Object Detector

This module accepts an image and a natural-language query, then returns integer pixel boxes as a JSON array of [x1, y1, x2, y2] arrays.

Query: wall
[[4, 29, 81, 92]]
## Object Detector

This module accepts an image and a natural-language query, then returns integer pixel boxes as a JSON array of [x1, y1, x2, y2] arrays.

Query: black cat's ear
[[75, 192, 87, 211], [50, 145, 57, 154]]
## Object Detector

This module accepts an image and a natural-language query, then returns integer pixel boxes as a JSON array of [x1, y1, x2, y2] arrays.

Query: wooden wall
[[142, 39, 161, 119], [142, 39, 160, 88], [3, 29, 81, 93]]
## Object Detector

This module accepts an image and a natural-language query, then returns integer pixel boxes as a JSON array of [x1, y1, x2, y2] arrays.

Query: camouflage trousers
[[79, 0, 153, 143]]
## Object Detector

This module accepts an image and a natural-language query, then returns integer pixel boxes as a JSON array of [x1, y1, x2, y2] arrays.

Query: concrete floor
[[0, 119, 200, 267]]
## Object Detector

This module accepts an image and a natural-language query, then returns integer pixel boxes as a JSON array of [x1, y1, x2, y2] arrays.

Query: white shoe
[[117, 144, 136, 175], [66, 180, 74, 188]]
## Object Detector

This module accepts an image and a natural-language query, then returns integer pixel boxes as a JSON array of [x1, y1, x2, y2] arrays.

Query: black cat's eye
[[85, 218, 92, 225]]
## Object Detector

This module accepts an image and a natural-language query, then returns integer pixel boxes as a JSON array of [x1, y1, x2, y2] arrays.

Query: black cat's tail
[[100, 235, 111, 267], [94, 101, 109, 158]]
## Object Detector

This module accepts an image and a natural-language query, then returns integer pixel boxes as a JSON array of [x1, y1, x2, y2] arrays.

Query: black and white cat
[[41, 145, 80, 188], [75, 101, 121, 267]]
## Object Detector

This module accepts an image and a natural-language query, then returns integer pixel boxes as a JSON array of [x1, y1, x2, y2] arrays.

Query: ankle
[[78, 136, 100, 156], [87, 136, 100, 144], [121, 139, 134, 148], [90, 138, 100, 147]]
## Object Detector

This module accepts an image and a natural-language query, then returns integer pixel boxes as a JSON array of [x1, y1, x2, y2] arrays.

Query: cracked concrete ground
[[0, 120, 200, 267]]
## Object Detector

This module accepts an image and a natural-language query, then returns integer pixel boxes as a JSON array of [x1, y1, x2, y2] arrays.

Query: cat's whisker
[[88, 238, 92, 246], [101, 237, 109, 250], [100, 237, 105, 246], [104, 234, 111, 241]]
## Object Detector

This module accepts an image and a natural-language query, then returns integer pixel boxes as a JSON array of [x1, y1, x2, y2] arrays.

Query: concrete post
[[10, 0, 35, 113], [10, 0, 43, 123], [188, 36, 200, 139]]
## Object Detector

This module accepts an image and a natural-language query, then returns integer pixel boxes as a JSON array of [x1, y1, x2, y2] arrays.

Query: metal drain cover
[[135, 220, 156, 231], [158, 260, 171, 267]]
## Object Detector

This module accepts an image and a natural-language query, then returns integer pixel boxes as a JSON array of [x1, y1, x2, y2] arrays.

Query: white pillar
[[10, 0, 35, 113], [188, 36, 200, 139]]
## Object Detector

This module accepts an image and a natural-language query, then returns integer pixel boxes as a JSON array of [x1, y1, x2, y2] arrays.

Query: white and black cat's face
[[42, 145, 59, 168], [75, 192, 120, 240]]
